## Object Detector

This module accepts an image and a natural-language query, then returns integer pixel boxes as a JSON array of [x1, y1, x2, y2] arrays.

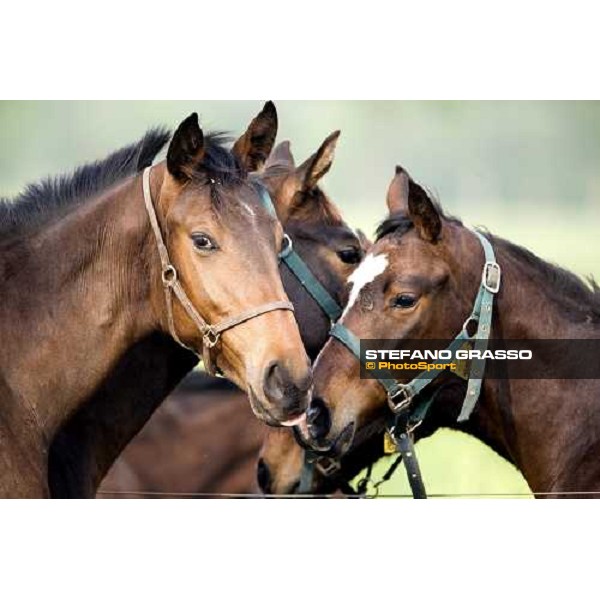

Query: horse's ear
[[297, 130, 340, 190], [265, 141, 295, 170], [387, 166, 441, 243], [386, 165, 410, 215], [408, 178, 441, 243], [232, 101, 278, 172], [166, 113, 205, 181]]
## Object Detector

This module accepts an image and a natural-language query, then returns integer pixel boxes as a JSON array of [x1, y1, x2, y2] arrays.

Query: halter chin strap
[[255, 183, 343, 323], [142, 167, 295, 376], [329, 230, 501, 498]]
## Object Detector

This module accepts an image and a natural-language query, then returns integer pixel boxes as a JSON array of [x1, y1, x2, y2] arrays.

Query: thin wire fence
[[96, 489, 600, 498]]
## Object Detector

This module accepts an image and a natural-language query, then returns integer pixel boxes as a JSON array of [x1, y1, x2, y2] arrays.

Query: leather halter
[[142, 167, 295, 375], [327, 230, 502, 498]]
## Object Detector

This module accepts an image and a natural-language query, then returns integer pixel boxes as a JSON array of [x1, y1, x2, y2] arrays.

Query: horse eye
[[337, 247, 362, 264], [392, 293, 418, 309], [191, 233, 217, 252]]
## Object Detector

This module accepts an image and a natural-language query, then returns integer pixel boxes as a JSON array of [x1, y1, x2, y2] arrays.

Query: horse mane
[[0, 129, 242, 240], [489, 234, 600, 323], [188, 132, 244, 187], [375, 210, 600, 324], [375, 214, 414, 240]]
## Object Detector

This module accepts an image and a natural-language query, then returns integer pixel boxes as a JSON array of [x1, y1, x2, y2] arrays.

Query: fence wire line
[[96, 489, 600, 498]]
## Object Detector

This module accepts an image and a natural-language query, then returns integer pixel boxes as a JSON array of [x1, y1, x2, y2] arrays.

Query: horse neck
[[438, 236, 600, 493], [0, 170, 163, 441]]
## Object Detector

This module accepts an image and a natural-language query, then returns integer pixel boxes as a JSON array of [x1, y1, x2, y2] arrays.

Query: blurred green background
[[2, 101, 599, 497]]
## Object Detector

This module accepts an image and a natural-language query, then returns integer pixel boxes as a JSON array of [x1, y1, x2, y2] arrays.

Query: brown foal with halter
[[98, 132, 369, 497], [0, 105, 311, 497]]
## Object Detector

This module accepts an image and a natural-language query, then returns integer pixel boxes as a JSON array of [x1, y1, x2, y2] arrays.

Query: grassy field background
[[2, 101, 599, 497]]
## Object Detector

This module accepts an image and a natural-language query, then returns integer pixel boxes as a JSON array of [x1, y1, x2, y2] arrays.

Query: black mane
[[0, 128, 170, 239], [375, 214, 414, 241], [0, 128, 243, 240], [189, 132, 244, 187]]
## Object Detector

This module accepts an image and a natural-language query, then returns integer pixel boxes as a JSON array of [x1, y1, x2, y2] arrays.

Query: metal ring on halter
[[279, 234, 293, 259], [161, 265, 178, 287], [203, 328, 220, 348], [460, 314, 478, 339], [357, 477, 380, 499], [387, 386, 413, 413], [482, 261, 501, 293], [314, 456, 341, 477]]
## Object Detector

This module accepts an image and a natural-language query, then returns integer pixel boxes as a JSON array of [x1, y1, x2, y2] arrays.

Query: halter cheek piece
[[142, 167, 295, 376], [254, 182, 343, 323], [329, 230, 501, 498]]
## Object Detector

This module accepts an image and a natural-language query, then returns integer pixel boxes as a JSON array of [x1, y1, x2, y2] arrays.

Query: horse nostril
[[262, 361, 309, 418], [263, 361, 284, 402], [306, 397, 331, 441], [257, 458, 272, 494]]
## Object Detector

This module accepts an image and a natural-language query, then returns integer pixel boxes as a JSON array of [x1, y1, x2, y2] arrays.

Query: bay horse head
[[148, 103, 313, 425], [302, 165, 490, 455]]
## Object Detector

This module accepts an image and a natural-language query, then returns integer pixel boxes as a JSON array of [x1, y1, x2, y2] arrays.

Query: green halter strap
[[255, 183, 342, 322]]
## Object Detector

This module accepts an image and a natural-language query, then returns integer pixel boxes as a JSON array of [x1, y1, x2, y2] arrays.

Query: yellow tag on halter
[[454, 340, 473, 380], [383, 431, 397, 455]]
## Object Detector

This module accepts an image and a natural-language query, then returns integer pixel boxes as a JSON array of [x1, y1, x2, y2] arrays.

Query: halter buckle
[[279, 234, 293, 260], [161, 265, 178, 288], [203, 327, 220, 348], [461, 315, 478, 339], [387, 386, 413, 413], [482, 261, 501, 294], [314, 456, 341, 477]]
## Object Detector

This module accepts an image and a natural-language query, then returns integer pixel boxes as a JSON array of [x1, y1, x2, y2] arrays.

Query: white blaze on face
[[341, 252, 389, 318]]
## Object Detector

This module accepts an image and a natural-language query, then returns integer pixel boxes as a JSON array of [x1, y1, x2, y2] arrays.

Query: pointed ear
[[297, 130, 340, 190], [387, 165, 441, 242], [386, 165, 410, 215], [408, 179, 441, 243], [232, 101, 278, 172], [166, 113, 205, 181], [265, 140, 295, 170]]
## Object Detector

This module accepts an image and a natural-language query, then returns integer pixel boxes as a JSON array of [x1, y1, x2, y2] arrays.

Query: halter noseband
[[142, 167, 295, 375]]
